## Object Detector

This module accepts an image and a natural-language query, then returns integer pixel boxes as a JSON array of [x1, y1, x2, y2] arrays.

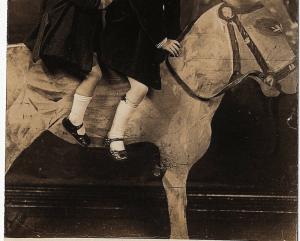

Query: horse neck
[[135, 63, 222, 143]]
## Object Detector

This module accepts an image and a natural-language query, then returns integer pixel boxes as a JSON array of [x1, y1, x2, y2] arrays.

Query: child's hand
[[161, 39, 181, 57], [99, 0, 113, 9]]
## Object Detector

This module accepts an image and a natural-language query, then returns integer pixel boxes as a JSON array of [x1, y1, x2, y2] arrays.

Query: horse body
[[6, 2, 297, 239], [125, 3, 296, 238], [129, 4, 232, 163]]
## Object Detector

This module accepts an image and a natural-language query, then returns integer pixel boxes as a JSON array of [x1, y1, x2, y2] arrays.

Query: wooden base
[[5, 185, 296, 240]]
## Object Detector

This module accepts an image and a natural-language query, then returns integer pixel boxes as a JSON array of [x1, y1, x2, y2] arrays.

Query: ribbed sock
[[68, 93, 93, 135], [108, 97, 137, 151]]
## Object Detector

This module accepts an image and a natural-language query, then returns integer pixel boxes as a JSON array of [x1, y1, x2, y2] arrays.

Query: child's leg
[[68, 64, 102, 135], [108, 77, 148, 151]]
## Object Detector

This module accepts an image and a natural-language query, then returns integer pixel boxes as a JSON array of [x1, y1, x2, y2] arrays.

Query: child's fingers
[[169, 46, 178, 56], [167, 47, 177, 56], [173, 40, 181, 48], [171, 44, 180, 56]]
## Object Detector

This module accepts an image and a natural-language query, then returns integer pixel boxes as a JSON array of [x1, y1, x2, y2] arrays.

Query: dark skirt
[[25, 0, 103, 81], [101, 0, 165, 90]]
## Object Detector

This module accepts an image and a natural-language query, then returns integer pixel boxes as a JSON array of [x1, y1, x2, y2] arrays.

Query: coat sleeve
[[129, 0, 167, 46], [69, 0, 100, 11], [164, 0, 181, 39]]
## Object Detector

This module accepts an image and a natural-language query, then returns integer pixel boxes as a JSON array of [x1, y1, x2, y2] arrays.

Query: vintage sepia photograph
[[4, 0, 298, 240]]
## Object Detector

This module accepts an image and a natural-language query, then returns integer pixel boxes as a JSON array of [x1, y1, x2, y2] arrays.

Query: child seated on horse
[[25, 0, 113, 147], [101, 0, 182, 161], [26, 0, 181, 161]]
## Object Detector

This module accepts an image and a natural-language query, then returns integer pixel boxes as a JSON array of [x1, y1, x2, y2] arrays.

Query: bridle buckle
[[218, 4, 237, 21]]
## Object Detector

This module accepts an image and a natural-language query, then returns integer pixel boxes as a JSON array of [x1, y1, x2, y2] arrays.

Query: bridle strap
[[165, 3, 296, 102], [166, 57, 263, 102], [219, 3, 296, 81], [165, 3, 260, 101]]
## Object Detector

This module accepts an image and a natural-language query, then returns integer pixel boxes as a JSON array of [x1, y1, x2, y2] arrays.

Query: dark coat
[[25, 0, 102, 79], [101, 0, 181, 89]]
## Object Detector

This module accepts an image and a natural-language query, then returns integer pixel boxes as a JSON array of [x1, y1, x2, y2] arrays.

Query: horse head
[[168, 0, 297, 101]]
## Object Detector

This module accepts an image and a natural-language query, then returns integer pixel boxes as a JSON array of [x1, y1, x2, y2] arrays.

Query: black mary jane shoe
[[62, 117, 91, 147], [104, 137, 128, 162]]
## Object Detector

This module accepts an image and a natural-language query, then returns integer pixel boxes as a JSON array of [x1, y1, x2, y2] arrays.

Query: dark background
[[5, 0, 298, 239]]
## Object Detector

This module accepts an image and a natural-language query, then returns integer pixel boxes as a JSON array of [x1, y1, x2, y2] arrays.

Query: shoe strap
[[67, 118, 84, 130], [111, 149, 127, 153], [75, 123, 84, 130], [108, 137, 125, 143]]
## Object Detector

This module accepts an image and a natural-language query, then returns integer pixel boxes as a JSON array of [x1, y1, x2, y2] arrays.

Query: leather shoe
[[104, 136, 128, 161], [62, 117, 91, 147]]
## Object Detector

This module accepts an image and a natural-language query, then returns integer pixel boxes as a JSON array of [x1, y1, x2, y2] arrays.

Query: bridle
[[166, 3, 297, 101]]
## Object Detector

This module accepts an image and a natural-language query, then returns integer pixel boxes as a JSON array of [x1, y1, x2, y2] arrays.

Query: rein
[[166, 3, 296, 101]]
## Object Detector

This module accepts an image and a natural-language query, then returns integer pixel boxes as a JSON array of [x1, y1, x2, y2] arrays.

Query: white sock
[[108, 98, 137, 151], [68, 93, 93, 135]]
